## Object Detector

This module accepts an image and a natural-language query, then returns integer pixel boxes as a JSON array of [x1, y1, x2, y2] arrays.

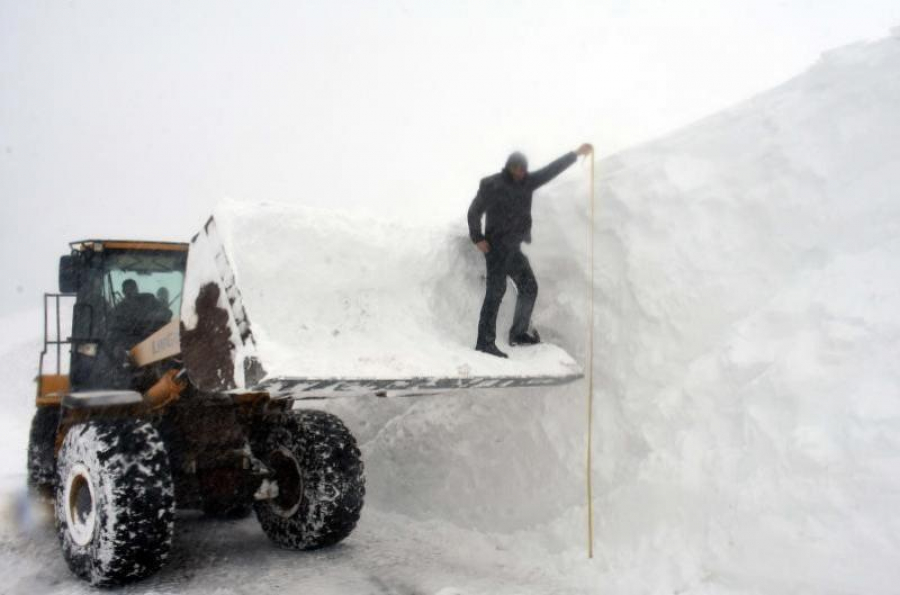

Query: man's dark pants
[[476, 243, 538, 347]]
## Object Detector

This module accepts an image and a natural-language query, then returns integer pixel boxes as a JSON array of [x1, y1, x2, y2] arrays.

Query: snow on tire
[[253, 410, 365, 550], [55, 419, 175, 587]]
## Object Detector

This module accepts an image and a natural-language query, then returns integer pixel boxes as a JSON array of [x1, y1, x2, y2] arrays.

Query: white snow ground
[[2, 29, 900, 595]]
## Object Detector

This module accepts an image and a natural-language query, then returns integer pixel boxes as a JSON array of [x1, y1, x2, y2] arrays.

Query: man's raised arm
[[529, 143, 593, 189]]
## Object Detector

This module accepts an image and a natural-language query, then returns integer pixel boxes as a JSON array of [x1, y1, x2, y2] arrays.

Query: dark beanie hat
[[505, 151, 528, 171]]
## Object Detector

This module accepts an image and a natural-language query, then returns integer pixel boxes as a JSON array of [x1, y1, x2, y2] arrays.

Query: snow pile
[[210, 200, 581, 381], [570, 32, 900, 592], [323, 31, 900, 593]]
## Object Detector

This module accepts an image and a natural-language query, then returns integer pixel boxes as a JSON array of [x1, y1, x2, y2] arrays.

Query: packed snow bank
[[321, 31, 900, 593], [181, 201, 581, 390], [549, 32, 899, 591]]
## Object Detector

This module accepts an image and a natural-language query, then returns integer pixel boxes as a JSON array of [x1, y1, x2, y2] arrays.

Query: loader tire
[[55, 419, 175, 587], [252, 410, 365, 550], [27, 406, 60, 500]]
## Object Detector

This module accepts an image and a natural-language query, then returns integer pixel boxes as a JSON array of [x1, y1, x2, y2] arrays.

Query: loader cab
[[60, 240, 188, 392]]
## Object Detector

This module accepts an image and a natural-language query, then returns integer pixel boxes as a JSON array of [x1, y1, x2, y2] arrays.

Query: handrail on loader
[[37, 292, 75, 401]]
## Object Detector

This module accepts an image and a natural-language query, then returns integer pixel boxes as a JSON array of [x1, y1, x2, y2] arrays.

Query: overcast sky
[[2, 0, 898, 313]]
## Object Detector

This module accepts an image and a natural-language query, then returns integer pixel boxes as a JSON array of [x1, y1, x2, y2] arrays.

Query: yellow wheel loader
[[28, 207, 582, 586]]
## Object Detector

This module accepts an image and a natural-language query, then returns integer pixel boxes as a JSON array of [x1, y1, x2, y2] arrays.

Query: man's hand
[[575, 143, 593, 157], [475, 240, 490, 253]]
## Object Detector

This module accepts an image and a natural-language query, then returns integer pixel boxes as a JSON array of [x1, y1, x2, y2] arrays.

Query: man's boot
[[509, 329, 541, 346], [475, 342, 508, 358]]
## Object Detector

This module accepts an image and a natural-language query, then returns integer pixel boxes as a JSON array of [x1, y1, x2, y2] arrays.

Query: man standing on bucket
[[468, 143, 593, 358]]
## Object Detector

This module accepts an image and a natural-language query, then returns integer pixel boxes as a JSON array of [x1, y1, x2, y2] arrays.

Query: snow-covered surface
[[205, 199, 582, 383], [566, 31, 900, 591], [2, 30, 900, 594]]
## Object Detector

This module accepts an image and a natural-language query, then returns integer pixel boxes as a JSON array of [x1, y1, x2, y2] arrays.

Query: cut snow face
[[181, 201, 582, 394], [527, 31, 900, 591]]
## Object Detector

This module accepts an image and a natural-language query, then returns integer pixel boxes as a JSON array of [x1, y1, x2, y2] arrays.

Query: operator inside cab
[[109, 279, 173, 354]]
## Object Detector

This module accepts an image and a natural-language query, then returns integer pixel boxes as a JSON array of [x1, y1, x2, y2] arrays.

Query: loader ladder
[[37, 292, 76, 400]]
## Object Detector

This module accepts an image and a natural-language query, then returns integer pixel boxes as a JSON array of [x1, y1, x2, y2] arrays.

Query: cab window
[[102, 251, 187, 324]]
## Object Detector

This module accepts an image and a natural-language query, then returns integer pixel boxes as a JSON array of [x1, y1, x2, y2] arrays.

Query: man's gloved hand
[[523, 231, 532, 244], [475, 240, 490, 253], [575, 143, 593, 156]]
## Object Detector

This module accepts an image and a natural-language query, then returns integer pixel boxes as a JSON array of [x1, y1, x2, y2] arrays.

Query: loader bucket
[[180, 201, 582, 397]]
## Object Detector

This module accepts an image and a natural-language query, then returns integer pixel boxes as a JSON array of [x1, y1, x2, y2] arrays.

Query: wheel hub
[[64, 464, 97, 546], [267, 446, 303, 518]]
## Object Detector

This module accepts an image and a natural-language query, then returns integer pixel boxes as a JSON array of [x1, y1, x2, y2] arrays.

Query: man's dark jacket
[[467, 152, 577, 248]]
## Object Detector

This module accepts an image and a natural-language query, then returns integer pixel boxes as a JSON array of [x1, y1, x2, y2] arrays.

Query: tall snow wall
[[321, 30, 900, 593]]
